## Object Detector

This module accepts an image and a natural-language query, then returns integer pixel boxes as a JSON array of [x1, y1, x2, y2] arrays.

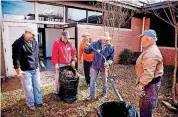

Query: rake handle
[[108, 78, 123, 101]]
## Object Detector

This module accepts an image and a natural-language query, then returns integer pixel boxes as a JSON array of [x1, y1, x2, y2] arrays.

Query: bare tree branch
[[120, 11, 136, 27], [172, 5, 178, 12], [162, 8, 174, 26], [168, 2, 176, 25], [148, 11, 174, 27]]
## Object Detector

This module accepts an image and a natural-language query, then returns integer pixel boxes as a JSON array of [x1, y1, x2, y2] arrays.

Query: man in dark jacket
[[12, 26, 46, 110], [84, 32, 114, 100]]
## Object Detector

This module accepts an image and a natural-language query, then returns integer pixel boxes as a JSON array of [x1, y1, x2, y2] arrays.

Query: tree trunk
[[172, 27, 178, 104]]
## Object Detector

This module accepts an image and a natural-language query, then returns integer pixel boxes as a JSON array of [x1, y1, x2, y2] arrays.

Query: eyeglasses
[[28, 32, 35, 37]]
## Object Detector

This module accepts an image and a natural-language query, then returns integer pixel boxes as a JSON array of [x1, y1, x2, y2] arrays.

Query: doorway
[[2, 22, 38, 77], [38, 23, 78, 71]]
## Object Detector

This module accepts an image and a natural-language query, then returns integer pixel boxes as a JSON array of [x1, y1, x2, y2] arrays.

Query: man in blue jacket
[[84, 32, 114, 100]]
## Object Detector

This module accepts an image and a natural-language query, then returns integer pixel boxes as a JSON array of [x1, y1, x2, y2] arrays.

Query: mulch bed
[[1, 64, 177, 117]]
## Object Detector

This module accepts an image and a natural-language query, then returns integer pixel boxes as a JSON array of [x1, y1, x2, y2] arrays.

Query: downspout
[[34, 1, 39, 40], [63, 6, 66, 23], [0, 0, 2, 33], [140, 17, 145, 52], [34, 1, 38, 22], [0, 0, 2, 31]]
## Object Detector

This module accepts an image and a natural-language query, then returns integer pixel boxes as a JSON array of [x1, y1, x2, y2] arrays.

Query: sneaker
[[29, 106, 36, 111], [53, 91, 59, 95], [87, 84, 90, 87], [103, 94, 107, 98], [87, 96, 94, 101]]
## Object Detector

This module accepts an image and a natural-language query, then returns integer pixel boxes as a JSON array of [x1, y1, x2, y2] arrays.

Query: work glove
[[104, 62, 109, 68], [15, 68, 24, 79], [40, 61, 46, 71], [55, 64, 59, 71], [135, 84, 145, 97], [71, 61, 75, 67]]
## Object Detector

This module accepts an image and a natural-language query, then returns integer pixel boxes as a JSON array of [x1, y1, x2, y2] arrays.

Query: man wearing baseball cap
[[135, 29, 164, 117], [84, 32, 114, 100], [51, 30, 77, 98], [12, 26, 46, 110]]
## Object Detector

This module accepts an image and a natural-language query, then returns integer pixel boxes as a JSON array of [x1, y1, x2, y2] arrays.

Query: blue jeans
[[139, 81, 161, 117], [89, 68, 107, 97], [21, 68, 43, 107]]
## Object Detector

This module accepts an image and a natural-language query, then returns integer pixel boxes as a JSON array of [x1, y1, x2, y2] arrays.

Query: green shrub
[[119, 49, 133, 65], [119, 49, 141, 65]]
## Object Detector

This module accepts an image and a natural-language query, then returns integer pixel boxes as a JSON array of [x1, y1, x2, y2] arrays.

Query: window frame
[[87, 10, 103, 25], [37, 3, 64, 22], [66, 6, 88, 23], [66, 6, 102, 25], [66, 6, 131, 29]]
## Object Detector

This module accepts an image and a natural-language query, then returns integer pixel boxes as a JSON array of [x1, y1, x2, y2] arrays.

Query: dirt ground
[[1, 64, 177, 117]]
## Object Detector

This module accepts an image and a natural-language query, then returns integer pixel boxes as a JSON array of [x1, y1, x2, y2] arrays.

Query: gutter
[[140, 16, 145, 52]]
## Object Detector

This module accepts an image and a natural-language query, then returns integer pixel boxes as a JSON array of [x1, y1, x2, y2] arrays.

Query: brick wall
[[144, 18, 150, 30], [159, 47, 178, 66], [114, 17, 144, 62]]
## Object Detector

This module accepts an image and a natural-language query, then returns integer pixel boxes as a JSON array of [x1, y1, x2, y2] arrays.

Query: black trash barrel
[[58, 66, 79, 103], [97, 101, 138, 117]]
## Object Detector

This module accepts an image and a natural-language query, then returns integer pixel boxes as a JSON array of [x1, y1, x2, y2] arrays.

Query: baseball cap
[[62, 30, 70, 38], [138, 29, 157, 38], [25, 26, 38, 35], [82, 32, 90, 37]]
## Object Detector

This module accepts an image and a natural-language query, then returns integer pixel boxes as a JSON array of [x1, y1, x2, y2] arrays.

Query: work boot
[[87, 96, 95, 101], [71, 100, 78, 104], [36, 103, 47, 107], [87, 83, 90, 87], [103, 93, 107, 98]]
